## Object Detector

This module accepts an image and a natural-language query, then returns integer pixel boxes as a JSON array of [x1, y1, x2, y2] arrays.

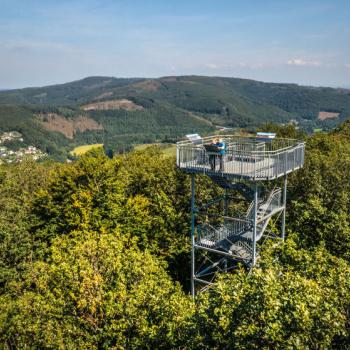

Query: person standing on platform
[[209, 138, 218, 170], [215, 137, 226, 171]]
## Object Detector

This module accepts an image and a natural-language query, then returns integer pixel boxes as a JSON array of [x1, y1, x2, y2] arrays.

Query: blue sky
[[0, 0, 349, 88]]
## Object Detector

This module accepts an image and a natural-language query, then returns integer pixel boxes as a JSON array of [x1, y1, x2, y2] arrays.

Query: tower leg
[[191, 174, 196, 298], [252, 182, 258, 266], [281, 175, 287, 241], [224, 189, 228, 216], [223, 258, 228, 273]]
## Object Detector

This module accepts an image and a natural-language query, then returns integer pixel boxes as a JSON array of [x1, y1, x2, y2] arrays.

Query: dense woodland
[[1, 76, 350, 160], [0, 120, 350, 348]]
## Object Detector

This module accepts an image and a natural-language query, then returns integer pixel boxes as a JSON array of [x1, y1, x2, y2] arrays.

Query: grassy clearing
[[134, 143, 176, 157], [70, 144, 104, 156]]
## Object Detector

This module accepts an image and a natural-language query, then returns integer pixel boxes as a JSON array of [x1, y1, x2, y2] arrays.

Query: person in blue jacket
[[215, 137, 226, 171]]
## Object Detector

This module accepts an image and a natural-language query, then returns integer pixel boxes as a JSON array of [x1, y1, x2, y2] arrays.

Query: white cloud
[[205, 63, 220, 69], [286, 58, 322, 67], [344, 64, 350, 69]]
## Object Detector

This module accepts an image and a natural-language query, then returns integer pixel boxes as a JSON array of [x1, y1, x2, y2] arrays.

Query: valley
[[0, 75, 349, 160]]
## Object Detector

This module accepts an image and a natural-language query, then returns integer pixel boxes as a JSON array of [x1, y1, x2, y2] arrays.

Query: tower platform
[[176, 135, 305, 181]]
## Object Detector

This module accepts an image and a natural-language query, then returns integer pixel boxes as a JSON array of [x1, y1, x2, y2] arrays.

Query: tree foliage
[[193, 240, 350, 349], [288, 120, 350, 260], [0, 230, 193, 349], [0, 122, 350, 348]]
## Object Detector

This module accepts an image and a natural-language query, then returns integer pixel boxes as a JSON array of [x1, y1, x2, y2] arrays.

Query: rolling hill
[[1, 75, 350, 160]]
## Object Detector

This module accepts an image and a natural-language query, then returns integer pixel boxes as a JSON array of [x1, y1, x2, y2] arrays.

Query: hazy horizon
[[1, 74, 350, 92]]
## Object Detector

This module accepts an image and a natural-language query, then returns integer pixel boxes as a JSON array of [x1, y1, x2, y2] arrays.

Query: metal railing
[[197, 216, 251, 249], [246, 188, 282, 221], [177, 135, 305, 180], [197, 187, 283, 253], [235, 240, 253, 257]]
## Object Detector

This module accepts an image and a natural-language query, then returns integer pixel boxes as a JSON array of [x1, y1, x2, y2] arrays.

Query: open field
[[318, 111, 340, 120], [70, 143, 103, 156], [81, 99, 144, 111], [134, 143, 176, 156]]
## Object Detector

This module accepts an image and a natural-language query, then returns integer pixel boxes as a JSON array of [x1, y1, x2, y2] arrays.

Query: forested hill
[[1, 75, 350, 160]]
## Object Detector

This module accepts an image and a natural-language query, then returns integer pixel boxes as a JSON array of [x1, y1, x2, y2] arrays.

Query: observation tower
[[176, 133, 305, 297]]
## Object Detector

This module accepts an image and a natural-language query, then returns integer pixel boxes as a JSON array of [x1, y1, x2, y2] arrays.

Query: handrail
[[246, 187, 281, 222], [177, 137, 305, 180], [205, 213, 251, 224], [197, 187, 283, 257], [177, 142, 304, 156], [258, 188, 282, 218], [198, 215, 252, 245], [176, 135, 301, 146]]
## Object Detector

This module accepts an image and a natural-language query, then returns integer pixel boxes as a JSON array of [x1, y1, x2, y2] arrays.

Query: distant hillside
[[1, 75, 350, 159]]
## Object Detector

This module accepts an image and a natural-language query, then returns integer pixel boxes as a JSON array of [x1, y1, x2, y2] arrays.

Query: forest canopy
[[0, 121, 350, 348]]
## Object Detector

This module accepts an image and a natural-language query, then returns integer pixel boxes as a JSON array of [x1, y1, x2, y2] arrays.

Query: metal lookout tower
[[176, 134, 305, 297]]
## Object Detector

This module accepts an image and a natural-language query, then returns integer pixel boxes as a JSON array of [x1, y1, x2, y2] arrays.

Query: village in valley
[[0, 131, 47, 164]]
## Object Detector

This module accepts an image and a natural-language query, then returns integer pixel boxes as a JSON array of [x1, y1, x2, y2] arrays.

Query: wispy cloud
[[204, 62, 264, 70], [286, 58, 322, 67]]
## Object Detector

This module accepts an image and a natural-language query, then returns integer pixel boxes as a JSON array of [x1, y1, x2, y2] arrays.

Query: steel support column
[[191, 174, 196, 298], [223, 258, 227, 273], [281, 175, 287, 241], [224, 189, 228, 216], [252, 182, 258, 266]]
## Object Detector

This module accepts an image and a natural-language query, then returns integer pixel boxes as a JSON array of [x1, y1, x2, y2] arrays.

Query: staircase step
[[199, 238, 216, 248], [230, 244, 252, 259]]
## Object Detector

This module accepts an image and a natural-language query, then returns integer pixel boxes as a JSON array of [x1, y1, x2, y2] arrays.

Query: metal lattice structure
[[176, 135, 305, 297]]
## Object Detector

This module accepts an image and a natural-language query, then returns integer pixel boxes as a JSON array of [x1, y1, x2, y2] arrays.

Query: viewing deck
[[176, 135, 305, 180]]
